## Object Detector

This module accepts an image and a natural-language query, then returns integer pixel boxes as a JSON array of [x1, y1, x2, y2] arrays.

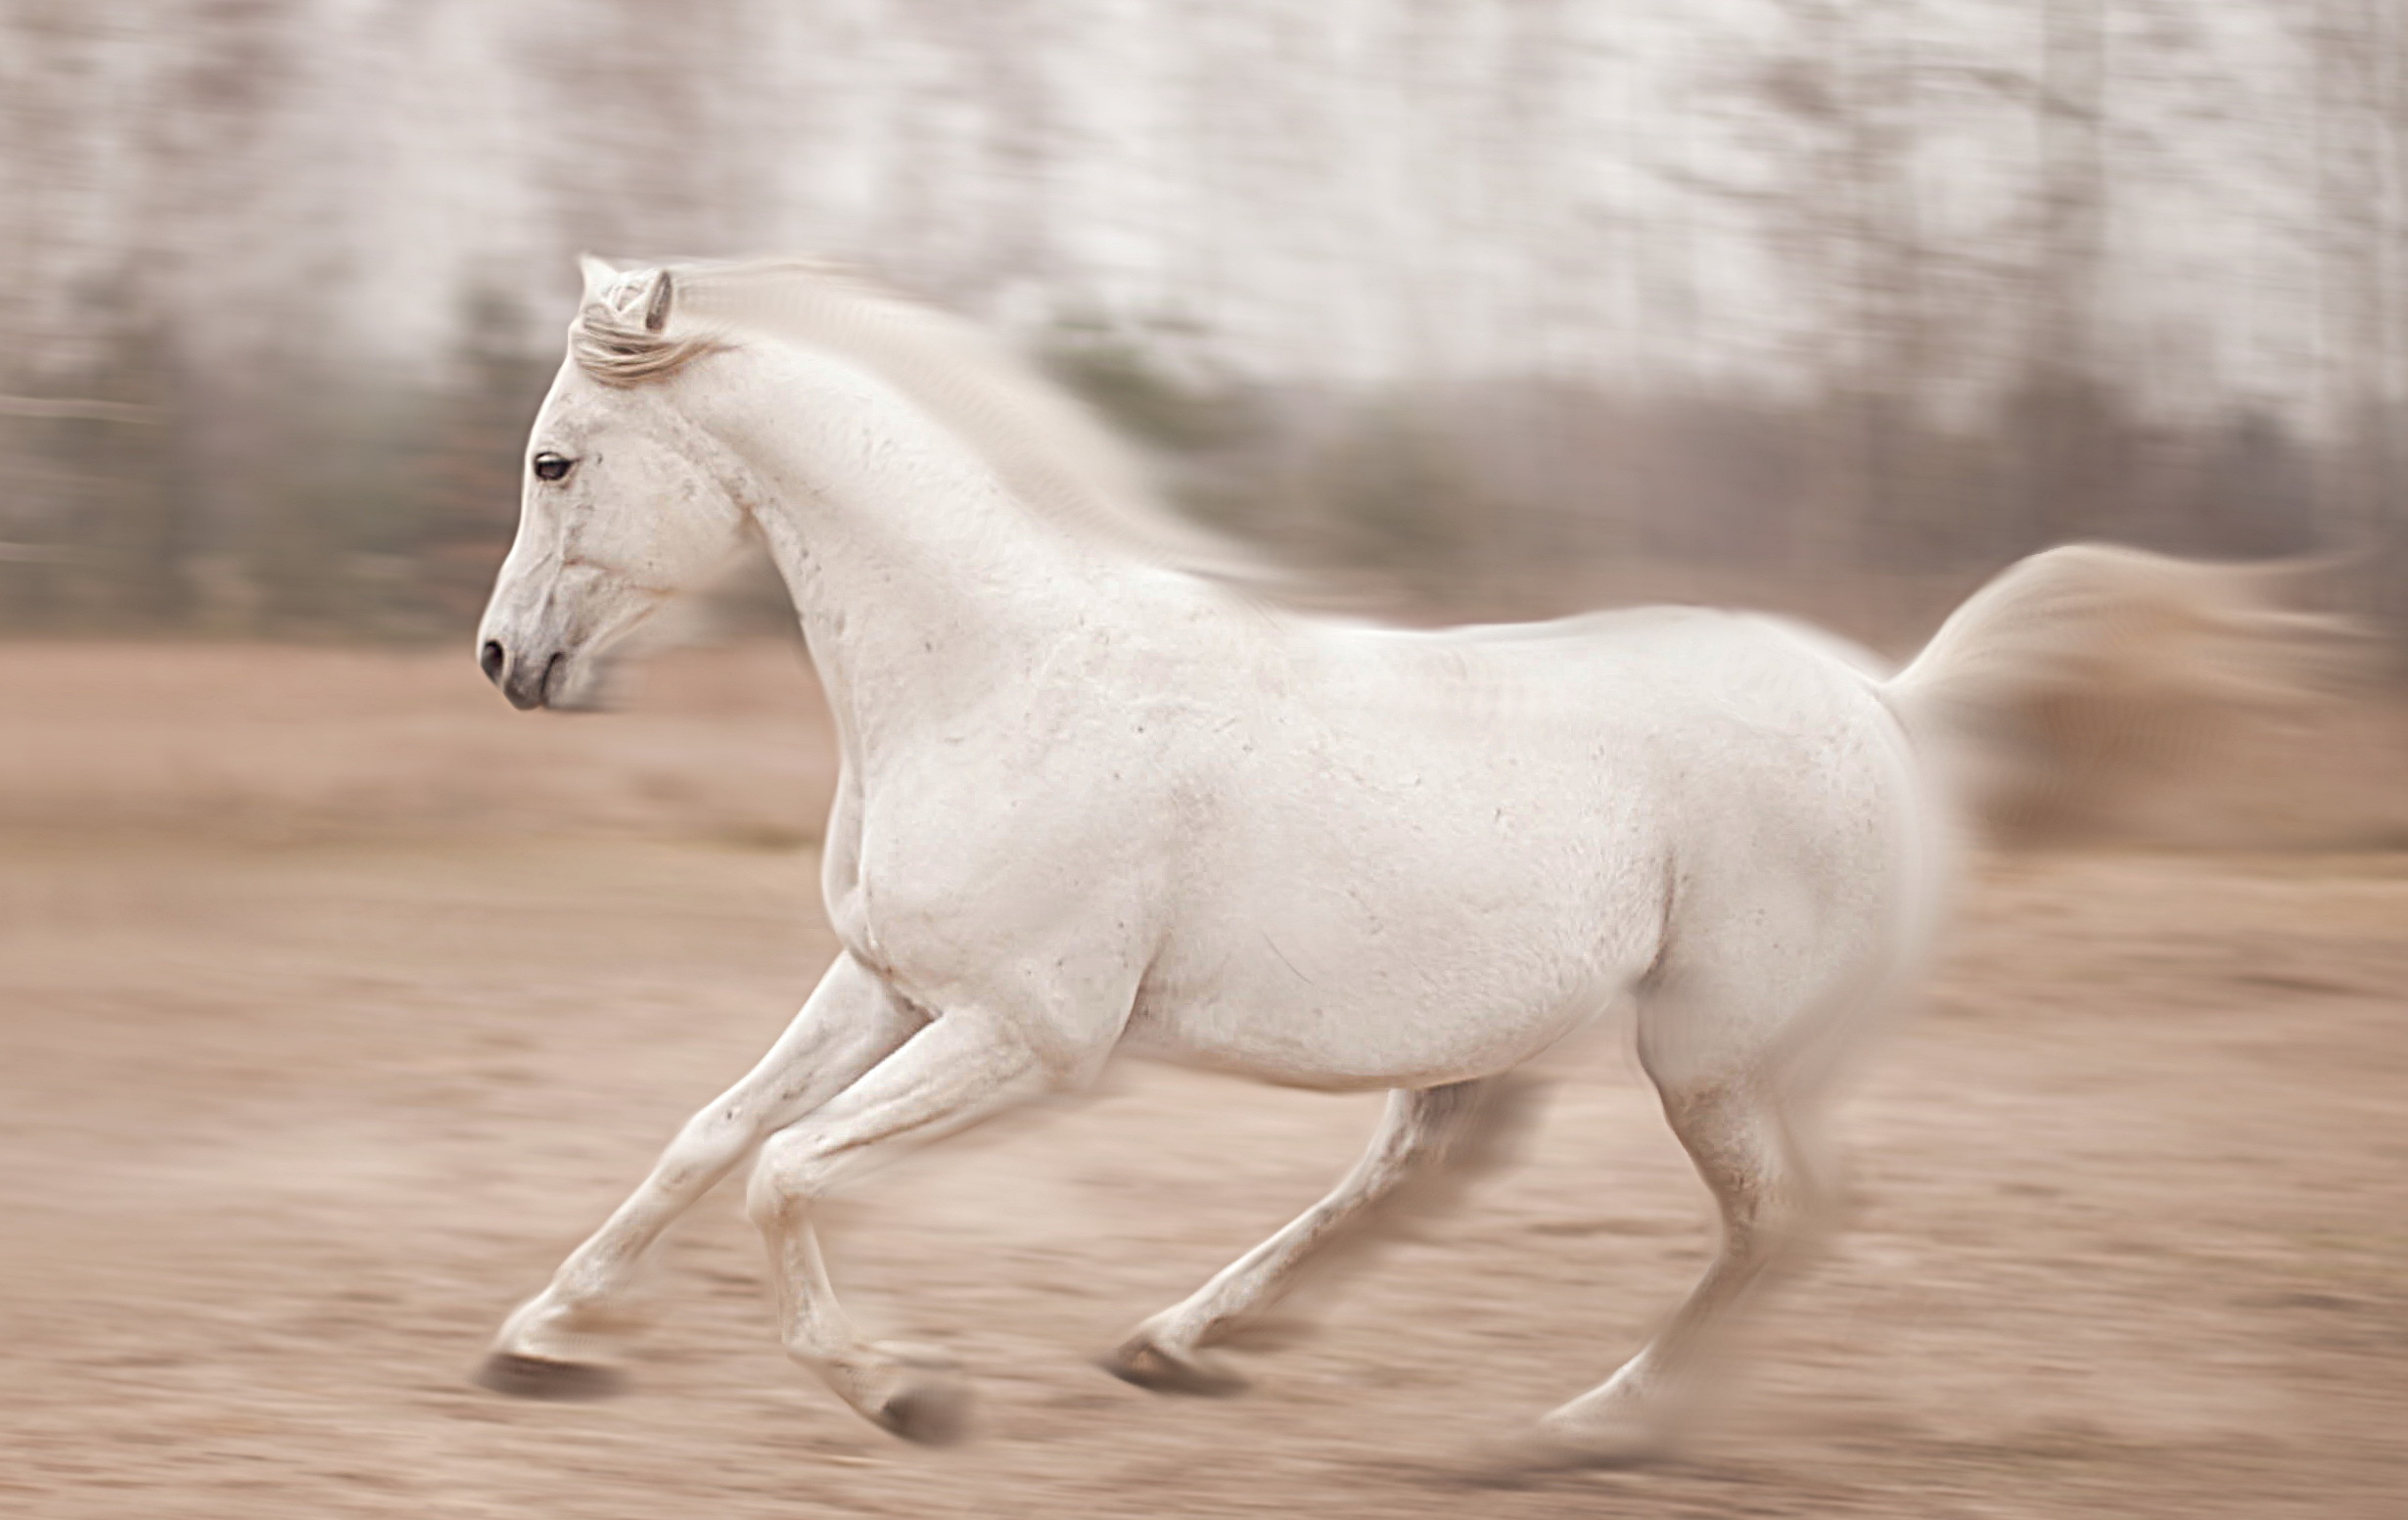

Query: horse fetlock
[[819, 1341, 972, 1446], [494, 1288, 634, 1359], [1526, 1372, 1684, 1468]]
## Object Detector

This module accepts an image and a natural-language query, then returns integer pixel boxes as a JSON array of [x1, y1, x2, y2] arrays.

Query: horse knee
[[743, 1128, 838, 1229]]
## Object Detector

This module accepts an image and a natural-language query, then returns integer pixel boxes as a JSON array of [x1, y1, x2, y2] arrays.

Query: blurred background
[[4, 8, 2404, 1520], [7, 0, 2408, 639]]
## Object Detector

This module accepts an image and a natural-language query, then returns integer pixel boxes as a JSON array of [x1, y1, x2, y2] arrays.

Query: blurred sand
[[1, 641, 2403, 1517], [0, 641, 839, 842], [4, 633, 2402, 848]]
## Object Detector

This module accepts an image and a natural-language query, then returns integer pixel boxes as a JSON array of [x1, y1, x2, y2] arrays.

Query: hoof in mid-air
[[1437, 1396, 1681, 1487], [473, 1352, 626, 1402], [1097, 1335, 1250, 1398], [868, 1376, 972, 1446], [830, 1341, 973, 1446]]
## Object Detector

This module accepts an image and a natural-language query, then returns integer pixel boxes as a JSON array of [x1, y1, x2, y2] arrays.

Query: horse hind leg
[[1533, 1073, 1837, 1464], [1517, 960, 1866, 1469], [1105, 1071, 1542, 1397]]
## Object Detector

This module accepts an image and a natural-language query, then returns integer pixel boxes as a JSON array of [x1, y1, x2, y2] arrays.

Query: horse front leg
[[743, 1007, 1064, 1444], [1104, 1073, 1537, 1396], [478, 952, 921, 1398]]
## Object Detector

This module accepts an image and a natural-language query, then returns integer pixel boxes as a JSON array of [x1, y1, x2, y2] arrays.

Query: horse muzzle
[[481, 639, 572, 711]]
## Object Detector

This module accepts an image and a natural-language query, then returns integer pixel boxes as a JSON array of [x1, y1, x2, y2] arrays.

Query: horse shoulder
[[836, 694, 1213, 1003]]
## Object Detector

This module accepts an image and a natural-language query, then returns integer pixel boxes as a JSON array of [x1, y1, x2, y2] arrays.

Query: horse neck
[[689, 345, 1180, 756]]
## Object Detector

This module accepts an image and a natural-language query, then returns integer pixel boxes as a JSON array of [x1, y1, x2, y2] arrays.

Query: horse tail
[[1878, 544, 2360, 836]]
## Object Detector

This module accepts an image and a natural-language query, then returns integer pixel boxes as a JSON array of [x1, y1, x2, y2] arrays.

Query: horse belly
[[1121, 835, 1663, 1090]]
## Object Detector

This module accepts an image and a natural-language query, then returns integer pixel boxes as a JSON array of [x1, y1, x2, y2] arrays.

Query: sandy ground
[[2, 642, 2404, 1518]]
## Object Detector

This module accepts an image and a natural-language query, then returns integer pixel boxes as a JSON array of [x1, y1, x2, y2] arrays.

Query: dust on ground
[[1, 642, 2403, 1518]]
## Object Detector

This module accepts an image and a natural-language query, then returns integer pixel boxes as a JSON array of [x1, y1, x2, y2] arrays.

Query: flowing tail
[[1880, 544, 2362, 835]]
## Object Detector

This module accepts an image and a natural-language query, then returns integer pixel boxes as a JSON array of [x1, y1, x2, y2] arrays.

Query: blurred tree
[[69, 313, 190, 627], [245, 347, 430, 637], [1041, 321, 1278, 537], [2193, 410, 2317, 558], [2010, 0, 2113, 551], [0, 295, 194, 631], [418, 283, 553, 633], [1304, 398, 1481, 597]]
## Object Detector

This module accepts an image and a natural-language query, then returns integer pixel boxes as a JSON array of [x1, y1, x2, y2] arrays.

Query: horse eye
[[532, 452, 574, 483]]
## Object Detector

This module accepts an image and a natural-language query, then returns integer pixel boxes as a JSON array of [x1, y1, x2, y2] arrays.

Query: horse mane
[[570, 257, 1270, 584]]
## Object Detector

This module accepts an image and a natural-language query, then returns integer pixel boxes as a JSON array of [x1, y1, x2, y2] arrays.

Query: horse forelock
[[568, 272, 728, 388]]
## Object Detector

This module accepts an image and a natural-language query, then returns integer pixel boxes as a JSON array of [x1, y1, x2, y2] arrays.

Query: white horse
[[472, 256, 2332, 1463]]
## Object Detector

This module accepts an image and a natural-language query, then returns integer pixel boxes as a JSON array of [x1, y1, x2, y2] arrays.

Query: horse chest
[[820, 764, 1172, 1004]]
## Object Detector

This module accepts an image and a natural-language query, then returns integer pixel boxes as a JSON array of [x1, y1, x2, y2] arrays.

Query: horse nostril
[[480, 640, 507, 684]]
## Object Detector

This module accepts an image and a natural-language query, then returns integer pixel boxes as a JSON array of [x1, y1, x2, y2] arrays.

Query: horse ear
[[578, 253, 620, 301], [642, 269, 674, 333]]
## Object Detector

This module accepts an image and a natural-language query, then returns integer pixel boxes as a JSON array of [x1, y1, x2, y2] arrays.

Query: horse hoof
[[872, 1378, 971, 1446], [473, 1352, 625, 1402], [1098, 1337, 1250, 1398]]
